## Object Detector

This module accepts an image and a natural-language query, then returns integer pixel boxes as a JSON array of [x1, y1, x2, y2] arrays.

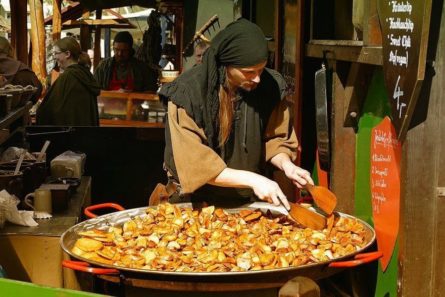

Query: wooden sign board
[[370, 117, 401, 271], [377, 0, 432, 140]]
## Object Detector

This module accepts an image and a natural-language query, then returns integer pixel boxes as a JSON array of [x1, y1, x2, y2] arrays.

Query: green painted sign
[[355, 69, 398, 297]]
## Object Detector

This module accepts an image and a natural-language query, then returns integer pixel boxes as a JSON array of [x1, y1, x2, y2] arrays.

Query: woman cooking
[[159, 19, 314, 208]]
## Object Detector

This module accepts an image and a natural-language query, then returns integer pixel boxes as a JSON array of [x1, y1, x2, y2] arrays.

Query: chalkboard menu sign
[[377, 0, 432, 140]]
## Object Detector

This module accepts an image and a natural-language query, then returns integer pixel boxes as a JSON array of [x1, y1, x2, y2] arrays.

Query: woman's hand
[[209, 168, 290, 210], [282, 161, 314, 188], [270, 153, 314, 188]]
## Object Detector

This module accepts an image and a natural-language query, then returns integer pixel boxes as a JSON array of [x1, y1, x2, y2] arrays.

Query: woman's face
[[226, 61, 267, 92], [53, 46, 71, 70]]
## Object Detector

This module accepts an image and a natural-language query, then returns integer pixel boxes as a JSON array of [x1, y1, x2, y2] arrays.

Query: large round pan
[[61, 202, 380, 288]]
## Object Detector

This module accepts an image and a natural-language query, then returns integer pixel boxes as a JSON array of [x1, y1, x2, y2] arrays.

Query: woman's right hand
[[210, 168, 290, 210]]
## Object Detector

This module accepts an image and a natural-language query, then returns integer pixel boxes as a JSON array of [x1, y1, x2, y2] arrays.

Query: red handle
[[62, 260, 119, 275], [84, 203, 125, 218], [328, 251, 383, 268]]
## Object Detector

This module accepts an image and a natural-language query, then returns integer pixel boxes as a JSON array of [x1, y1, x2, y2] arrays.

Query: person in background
[[159, 19, 314, 208], [0, 36, 42, 102], [78, 52, 92, 70], [36, 37, 101, 126], [45, 51, 91, 90], [193, 38, 210, 66], [94, 31, 151, 92], [135, 10, 162, 91]]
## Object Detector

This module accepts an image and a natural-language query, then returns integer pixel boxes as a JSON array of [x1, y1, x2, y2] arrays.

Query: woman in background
[[36, 37, 101, 126]]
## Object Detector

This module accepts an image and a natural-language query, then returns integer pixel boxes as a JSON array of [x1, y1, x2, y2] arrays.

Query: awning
[[44, 3, 136, 29], [44, 3, 84, 25], [73, 0, 157, 10]]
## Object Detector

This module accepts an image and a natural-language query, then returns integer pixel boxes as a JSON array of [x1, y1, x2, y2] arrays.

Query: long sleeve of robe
[[168, 100, 298, 193]]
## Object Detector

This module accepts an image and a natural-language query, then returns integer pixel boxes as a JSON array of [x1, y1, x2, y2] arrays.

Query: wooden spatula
[[288, 202, 327, 230], [305, 184, 337, 215]]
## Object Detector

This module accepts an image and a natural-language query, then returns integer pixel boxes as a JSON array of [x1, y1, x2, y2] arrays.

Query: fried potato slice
[[74, 238, 103, 252]]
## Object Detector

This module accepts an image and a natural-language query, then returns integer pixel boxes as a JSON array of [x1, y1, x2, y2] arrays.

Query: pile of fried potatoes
[[72, 203, 368, 272]]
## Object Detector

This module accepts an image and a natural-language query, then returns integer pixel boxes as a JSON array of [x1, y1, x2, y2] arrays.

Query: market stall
[[1, 0, 444, 297]]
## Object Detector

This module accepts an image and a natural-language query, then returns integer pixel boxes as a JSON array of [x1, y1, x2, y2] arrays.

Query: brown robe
[[168, 99, 298, 194]]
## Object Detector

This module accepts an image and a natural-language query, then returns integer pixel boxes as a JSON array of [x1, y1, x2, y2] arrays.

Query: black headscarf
[[160, 18, 268, 148]]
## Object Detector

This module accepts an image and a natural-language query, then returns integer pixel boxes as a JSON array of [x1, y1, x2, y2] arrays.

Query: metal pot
[[61, 202, 381, 291]]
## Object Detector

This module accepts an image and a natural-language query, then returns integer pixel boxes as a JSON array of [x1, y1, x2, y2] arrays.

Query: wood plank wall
[[400, 1, 445, 296], [432, 4, 445, 297]]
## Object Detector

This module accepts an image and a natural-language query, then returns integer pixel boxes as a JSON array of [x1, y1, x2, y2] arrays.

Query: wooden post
[[104, 28, 111, 59], [363, 0, 382, 46], [52, 0, 62, 42], [93, 9, 102, 69], [9, 0, 28, 64], [29, 0, 47, 82], [80, 9, 91, 51], [274, 0, 282, 71]]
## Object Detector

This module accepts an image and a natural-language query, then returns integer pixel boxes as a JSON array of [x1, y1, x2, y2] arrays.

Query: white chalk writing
[[372, 166, 389, 177], [373, 129, 399, 148], [391, 1, 412, 14], [393, 75, 407, 118], [372, 154, 392, 162], [388, 17, 414, 32], [372, 192, 387, 214], [389, 50, 408, 67]]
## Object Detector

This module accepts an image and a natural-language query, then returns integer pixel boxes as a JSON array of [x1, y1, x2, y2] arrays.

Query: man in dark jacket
[[0, 36, 42, 103], [94, 31, 151, 92]]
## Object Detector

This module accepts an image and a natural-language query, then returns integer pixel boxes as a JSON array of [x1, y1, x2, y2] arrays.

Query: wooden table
[[0, 177, 91, 288]]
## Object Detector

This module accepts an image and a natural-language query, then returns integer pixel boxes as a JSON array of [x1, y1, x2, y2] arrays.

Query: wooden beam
[[52, 0, 62, 41], [63, 19, 135, 28], [306, 41, 383, 65], [9, 0, 28, 64]]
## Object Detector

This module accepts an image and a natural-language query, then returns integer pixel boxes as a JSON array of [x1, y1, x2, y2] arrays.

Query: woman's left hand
[[282, 161, 314, 189], [270, 153, 314, 188]]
